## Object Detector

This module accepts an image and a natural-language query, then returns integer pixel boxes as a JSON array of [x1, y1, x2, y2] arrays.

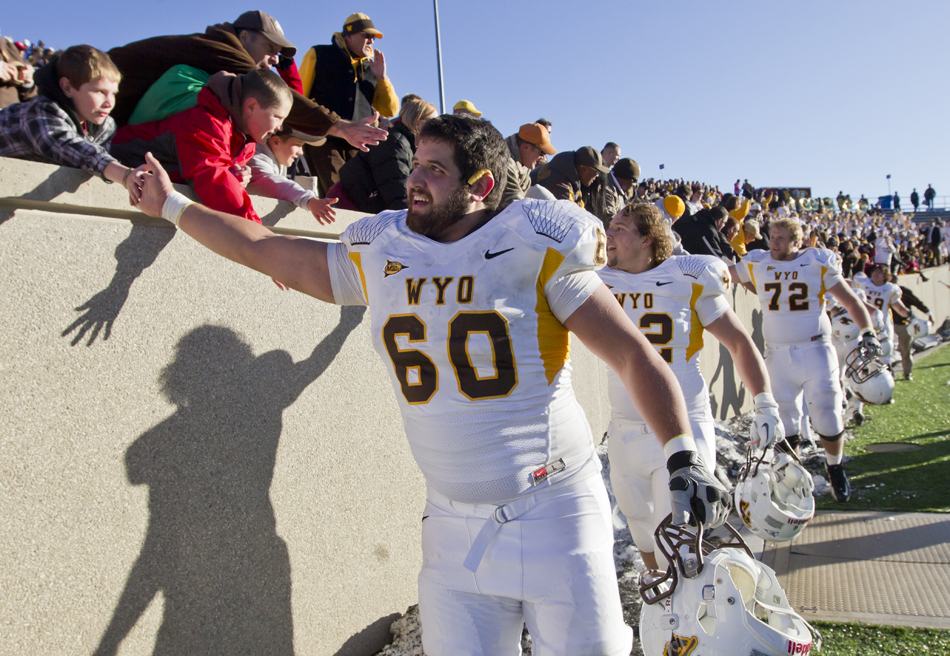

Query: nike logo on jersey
[[655, 281, 674, 286], [800, 263, 809, 267], [485, 247, 514, 259]]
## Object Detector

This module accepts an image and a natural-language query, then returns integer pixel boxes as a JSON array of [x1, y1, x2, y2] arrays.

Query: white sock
[[826, 451, 844, 466]]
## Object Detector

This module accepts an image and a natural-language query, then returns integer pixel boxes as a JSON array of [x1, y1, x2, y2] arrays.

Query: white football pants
[[765, 340, 844, 438]]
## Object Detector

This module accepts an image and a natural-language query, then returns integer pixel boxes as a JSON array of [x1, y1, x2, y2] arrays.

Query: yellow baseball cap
[[453, 100, 482, 117]]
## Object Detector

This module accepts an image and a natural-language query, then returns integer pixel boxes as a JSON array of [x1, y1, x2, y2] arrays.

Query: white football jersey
[[736, 248, 844, 346], [852, 273, 901, 329], [598, 255, 731, 425], [327, 199, 607, 505]]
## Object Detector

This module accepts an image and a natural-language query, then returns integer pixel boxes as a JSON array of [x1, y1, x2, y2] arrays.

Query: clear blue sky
[[4, 1, 947, 200]]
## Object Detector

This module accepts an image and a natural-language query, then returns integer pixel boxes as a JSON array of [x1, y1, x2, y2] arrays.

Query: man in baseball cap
[[505, 123, 556, 172], [299, 11, 398, 194], [532, 146, 608, 208], [233, 10, 297, 61], [453, 100, 482, 117]]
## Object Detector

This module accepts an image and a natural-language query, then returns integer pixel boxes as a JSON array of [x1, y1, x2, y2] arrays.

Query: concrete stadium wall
[[2, 156, 948, 655]]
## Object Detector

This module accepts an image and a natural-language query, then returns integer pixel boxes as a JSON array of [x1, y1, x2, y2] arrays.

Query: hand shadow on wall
[[62, 225, 174, 346], [0, 166, 91, 227], [92, 305, 366, 656]]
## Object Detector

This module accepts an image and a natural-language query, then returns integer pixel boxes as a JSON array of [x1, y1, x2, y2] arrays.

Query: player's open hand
[[308, 197, 338, 225]]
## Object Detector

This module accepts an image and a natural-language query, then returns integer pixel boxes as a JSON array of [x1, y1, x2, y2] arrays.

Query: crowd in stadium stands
[[0, 11, 947, 275]]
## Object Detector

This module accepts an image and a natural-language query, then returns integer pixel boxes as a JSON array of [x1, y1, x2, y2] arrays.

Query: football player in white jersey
[[130, 116, 730, 656], [599, 202, 781, 570], [853, 265, 910, 367], [733, 218, 878, 502]]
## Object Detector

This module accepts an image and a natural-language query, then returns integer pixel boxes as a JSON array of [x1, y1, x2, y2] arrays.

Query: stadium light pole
[[433, 0, 446, 114]]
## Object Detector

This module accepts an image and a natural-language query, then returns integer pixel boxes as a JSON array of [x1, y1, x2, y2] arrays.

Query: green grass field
[[810, 344, 950, 654], [811, 622, 950, 656], [816, 344, 950, 512]]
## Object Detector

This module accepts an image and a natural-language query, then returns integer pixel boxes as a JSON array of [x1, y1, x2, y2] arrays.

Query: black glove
[[667, 450, 731, 528]]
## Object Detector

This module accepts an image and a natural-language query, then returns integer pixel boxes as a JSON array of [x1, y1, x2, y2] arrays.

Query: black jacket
[[673, 210, 729, 259], [307, 40, 376, 123], [532, 151, 583, 206], [339, 119, 413, 214]]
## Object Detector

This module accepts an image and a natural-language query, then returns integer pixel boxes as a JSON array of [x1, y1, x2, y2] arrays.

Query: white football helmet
[[909, 316, 932, 339], [734, 448, 815, 542], [831, 309, 860, 343], [639, 518, 821, 656], [846, 344, 895, 405]]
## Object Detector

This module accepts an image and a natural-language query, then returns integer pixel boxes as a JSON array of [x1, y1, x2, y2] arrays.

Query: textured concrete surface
[[763, 511, 950, 629], [3, 157, 950, 654]]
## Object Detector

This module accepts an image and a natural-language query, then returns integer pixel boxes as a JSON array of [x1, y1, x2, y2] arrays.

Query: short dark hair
[[57, 44, 121, 88], [418, 115, 509, 212], [535, 118, 552, 131], [241, 68, 291, 109], [602, 142, 619, 152]]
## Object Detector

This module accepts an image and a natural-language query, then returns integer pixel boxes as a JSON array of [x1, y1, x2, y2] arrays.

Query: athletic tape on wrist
[[753, 392, 777, 409], [161, 191, 194, 227], [663, 434, 697, 461]]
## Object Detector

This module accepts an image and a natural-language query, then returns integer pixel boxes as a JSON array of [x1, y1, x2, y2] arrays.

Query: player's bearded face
[[406, 183, 471, 239], [406, 139, 474, 239]]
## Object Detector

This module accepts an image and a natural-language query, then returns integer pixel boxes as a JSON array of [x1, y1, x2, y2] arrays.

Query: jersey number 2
[[640, 313, 674, 363], [383, 311, 517, 404]]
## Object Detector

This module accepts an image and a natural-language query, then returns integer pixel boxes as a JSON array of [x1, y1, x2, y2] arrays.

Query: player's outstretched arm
[[564, 285, 730, 529], [135, 153, 335, 303], [705, 309, 782, 448]]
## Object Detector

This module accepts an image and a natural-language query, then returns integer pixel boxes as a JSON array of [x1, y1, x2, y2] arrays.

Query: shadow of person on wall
[[62, 225, 174, 346], [708, 342, 746, 421], [92, 305, 366, 656]]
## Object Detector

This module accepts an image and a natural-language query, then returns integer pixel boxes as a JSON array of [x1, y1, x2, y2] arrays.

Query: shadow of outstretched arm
[[62, 225, 174, 346], [285, 305, 367, 402]]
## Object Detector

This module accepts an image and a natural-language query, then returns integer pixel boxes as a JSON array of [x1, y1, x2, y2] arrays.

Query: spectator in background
[[872, 229, 899, 274], [108, 11, 387, 180], [338, 98, 438, 214], [924, 184, 936, 210], [672, 205, 729, 258], [1, 33, 36, 108], [893, 286, 933, 381], [911, 188, 919, 212], [0, 45, 144, 192], [505, 122, 555, 172], [111, 69, 292, 224], [535, 118, 552, 134], [300, 12, 397, 196], [741, 179, 754, 199], [893, 192, 900, 211], [247, 127, 337, 224], [601, 142, 620, 167], [501, 122, 557, 208], [533, 146, 607, 209], [924, 220, 943, 263], [610, 158, 639, 200], [452, 100, 481, 117]]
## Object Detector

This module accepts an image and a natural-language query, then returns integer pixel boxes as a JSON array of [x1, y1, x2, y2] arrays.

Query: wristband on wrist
[[663, 434, 697, 461], [753, 392, 777, 409], [161, 191, 195, 227], [122, 168, 132, 188]]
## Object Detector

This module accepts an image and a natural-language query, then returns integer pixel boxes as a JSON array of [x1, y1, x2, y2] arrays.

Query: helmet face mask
[[734, 448, 815, 542], [639, 517, 822, 656]]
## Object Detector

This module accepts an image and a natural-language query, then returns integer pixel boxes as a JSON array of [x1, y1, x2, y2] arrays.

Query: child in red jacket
[[111, 68, 291, 223]]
